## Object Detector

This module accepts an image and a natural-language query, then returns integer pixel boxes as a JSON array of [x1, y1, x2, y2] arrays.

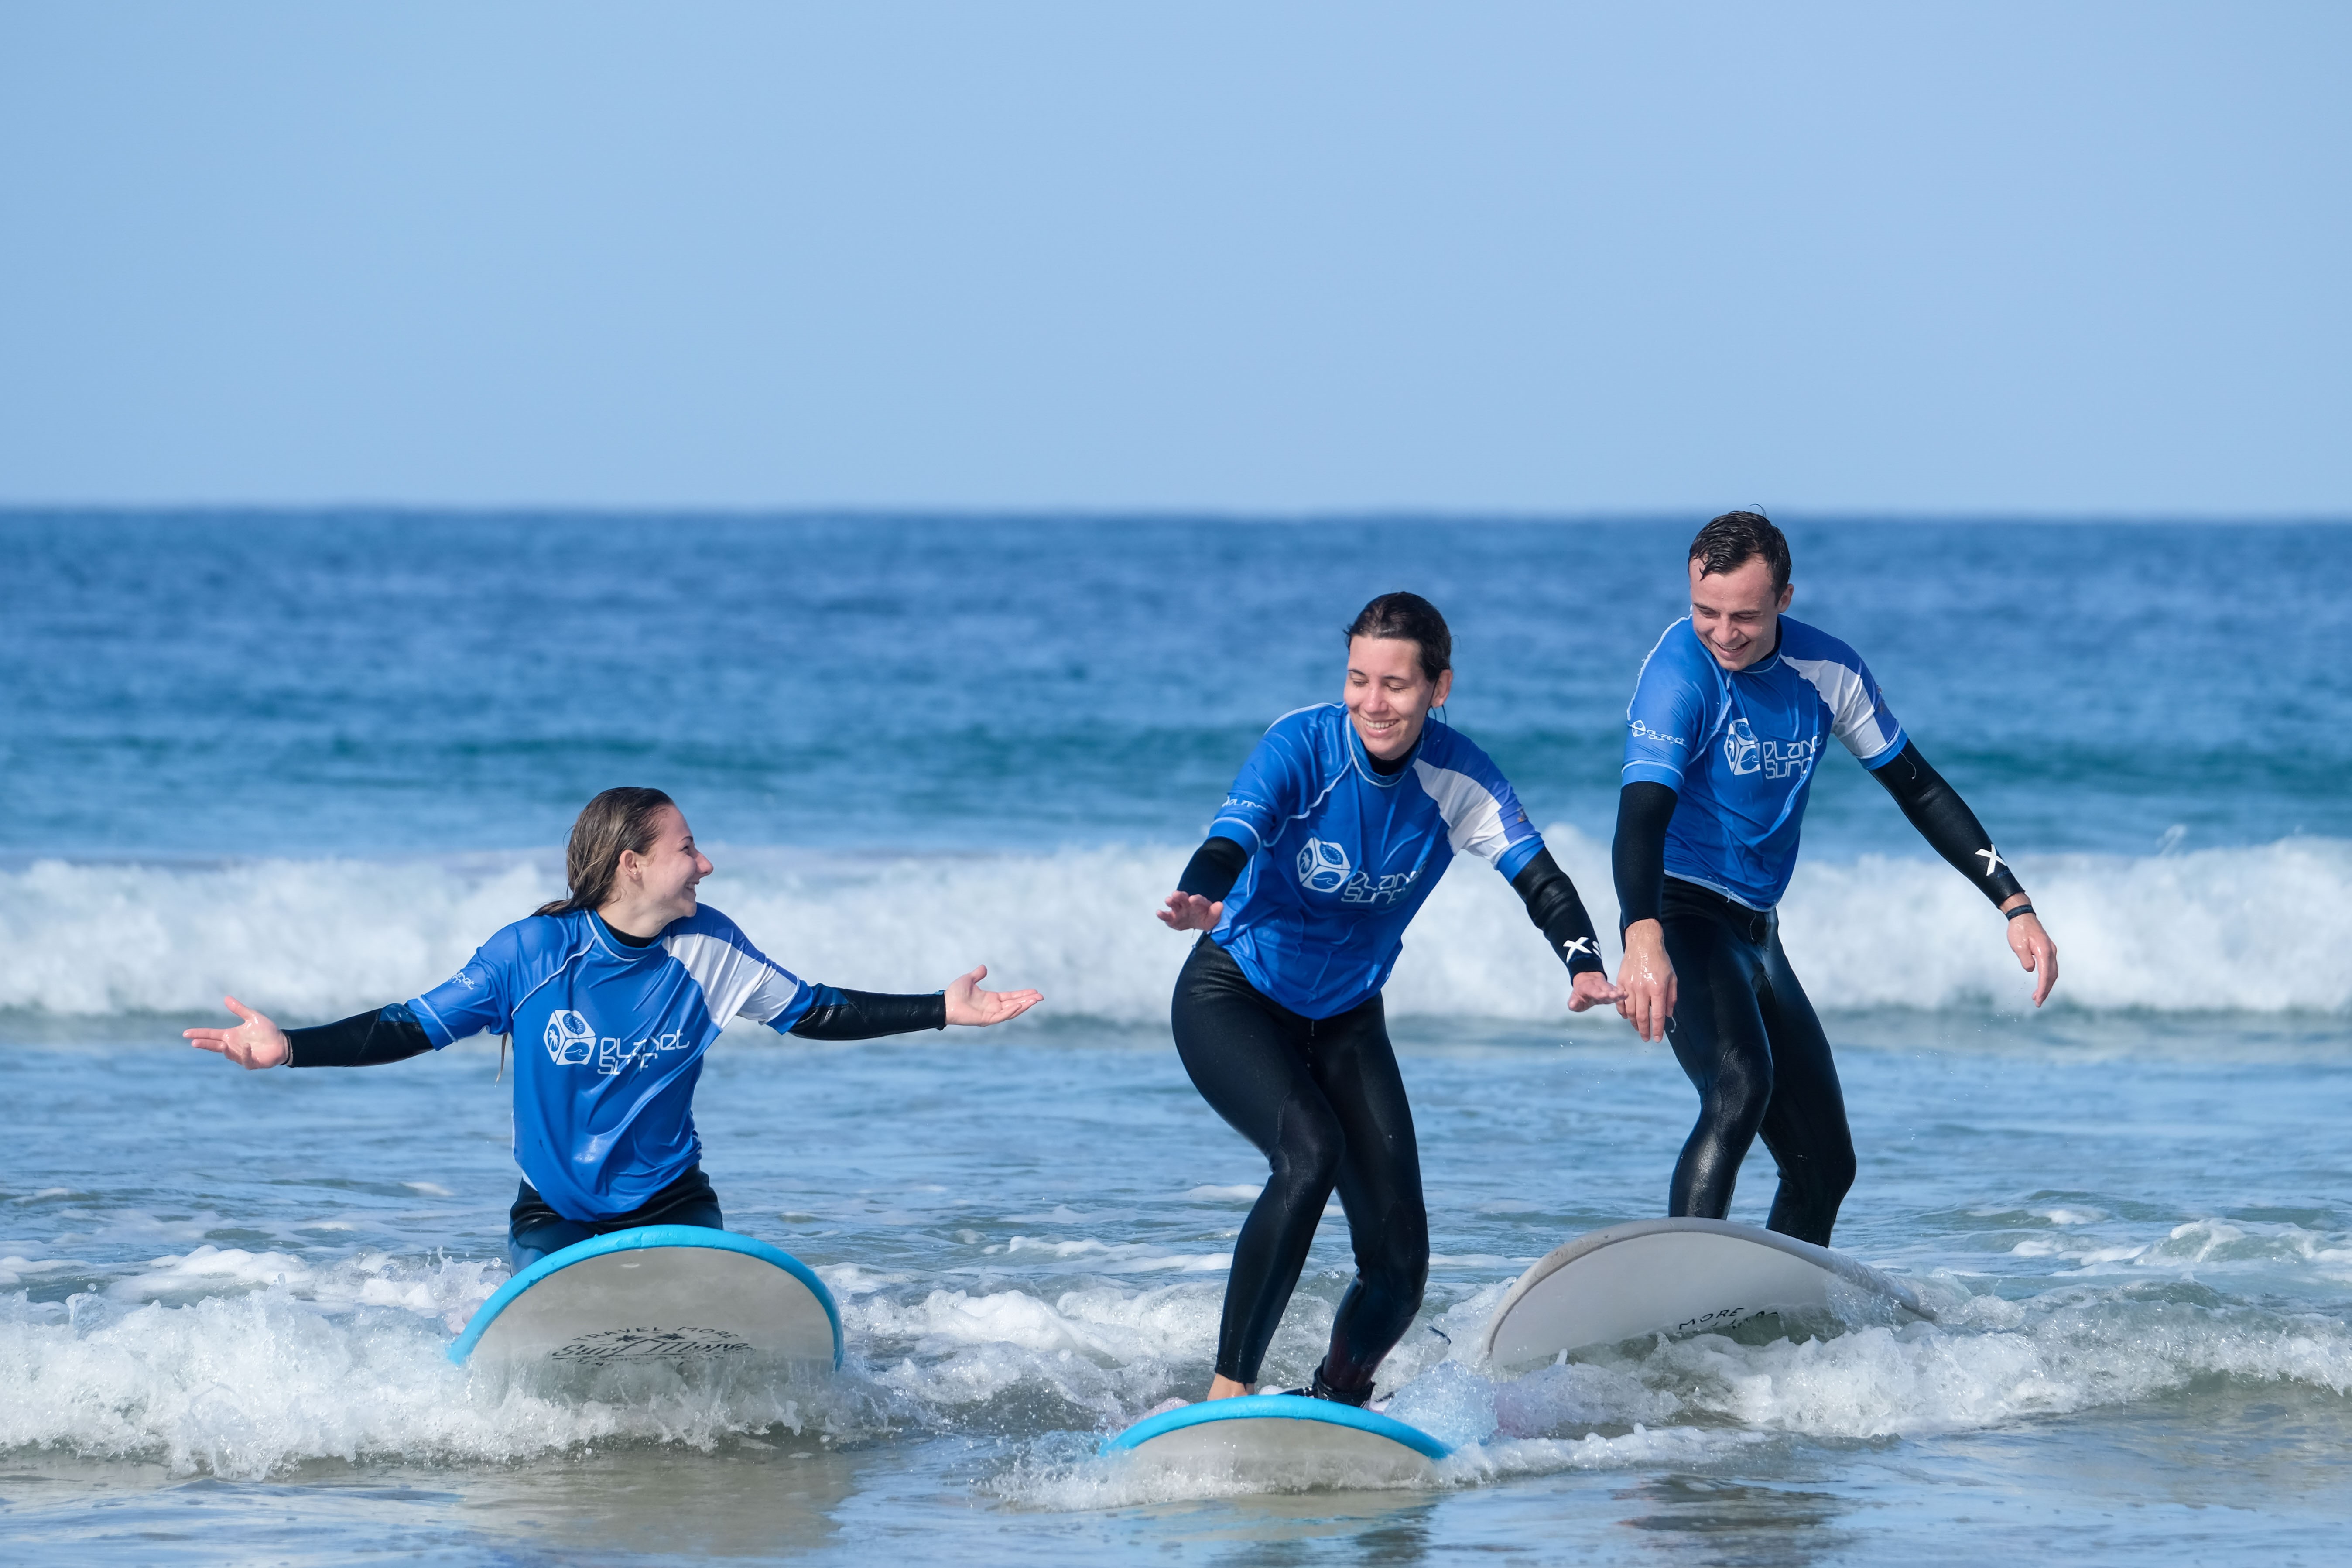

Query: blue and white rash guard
[[406, 906, 816, 1222], [1622, 615, 1907, 911], [1207, 703, 1547, 1019]]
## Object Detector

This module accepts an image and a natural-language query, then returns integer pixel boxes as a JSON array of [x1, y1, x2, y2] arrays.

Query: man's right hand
[[1157, 892, 1224, 932], [184, 995, 291, 1069], [1615, 921, 1678, 1043]]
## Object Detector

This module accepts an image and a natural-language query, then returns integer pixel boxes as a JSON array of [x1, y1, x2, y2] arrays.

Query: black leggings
[[1171, 936, 1428, 1392], [507, 1164, 725, 1270], [1659, 879, 1856, 1246]]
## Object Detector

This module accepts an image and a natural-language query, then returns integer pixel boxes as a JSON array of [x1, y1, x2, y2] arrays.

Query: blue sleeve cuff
[[767, 983, 824, 1034], [1621, 760, 1685, 788], [403, 996, 458, 1049], [1494, 835, 1544, 883], [1207, 818, 1261, 851], [1858, 728, 1911, 770]]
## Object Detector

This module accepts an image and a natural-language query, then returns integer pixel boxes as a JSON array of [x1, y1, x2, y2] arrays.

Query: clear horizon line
[[4, 501, 2348, 527]]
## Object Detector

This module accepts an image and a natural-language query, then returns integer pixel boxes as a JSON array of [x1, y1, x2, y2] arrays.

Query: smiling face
[[1344, 636, 1454, 763], [1688, 555, 1794, 672], [613, 805, 713, 926]]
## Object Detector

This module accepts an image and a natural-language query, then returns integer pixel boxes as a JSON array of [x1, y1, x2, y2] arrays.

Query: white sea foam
[[0, 1255, 886, 1480], [9, 1249, 2352, 1490], [1, 831, 2346, 1024]]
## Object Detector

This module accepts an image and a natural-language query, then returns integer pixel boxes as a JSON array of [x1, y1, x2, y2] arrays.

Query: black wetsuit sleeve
[[286, 1003, 434, 1068], [787, 986, 948, 1040], [1612, 781, 1679, 930], [1175, 835, 1251, 903], [1510, 849, 1607, 977], [1869, 741, 2027, 908]]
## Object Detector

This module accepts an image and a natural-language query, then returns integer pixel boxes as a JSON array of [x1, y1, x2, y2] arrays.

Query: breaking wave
[[0, 830, 2345, 1024]]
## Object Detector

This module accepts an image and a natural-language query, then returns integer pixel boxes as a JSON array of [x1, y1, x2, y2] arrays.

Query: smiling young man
[[1613, 512, 2057, 1245]]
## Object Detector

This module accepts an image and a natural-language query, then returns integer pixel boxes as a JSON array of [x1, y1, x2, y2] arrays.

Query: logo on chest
[[1723, 718, 1821, 781], [543, 1009, 689, 1075], [1296, 838, 1420, 907]]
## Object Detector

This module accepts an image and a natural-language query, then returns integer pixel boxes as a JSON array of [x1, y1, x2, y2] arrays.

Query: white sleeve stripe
[[1410, 760, 1513, 863], [662, 930, 794, 1027], [1783, 653, 1896, 759]]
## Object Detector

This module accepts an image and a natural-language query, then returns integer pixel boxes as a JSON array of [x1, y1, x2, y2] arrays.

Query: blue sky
[[1, 4, 2344, 514]]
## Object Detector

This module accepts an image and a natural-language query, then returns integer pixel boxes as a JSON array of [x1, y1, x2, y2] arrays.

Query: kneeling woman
[[187, 787, 1041, 1267], [1159, 593, 1619, 1404]]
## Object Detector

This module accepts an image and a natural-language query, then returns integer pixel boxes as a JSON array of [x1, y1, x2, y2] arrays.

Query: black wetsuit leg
[[1659, 880, 1855, 1246], [1170, 936, 1428, 1395], [507, 1163, 726, 1270]]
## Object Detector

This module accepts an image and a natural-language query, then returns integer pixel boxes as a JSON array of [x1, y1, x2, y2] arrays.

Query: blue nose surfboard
[[1106, 1395, 1451, 1489], [448, 1226, 843, 1369], [1478, 1216, 1929, 1372]]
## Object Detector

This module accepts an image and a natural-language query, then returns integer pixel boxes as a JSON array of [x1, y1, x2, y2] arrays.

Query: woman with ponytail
[[187, 787, 1041, 1266]]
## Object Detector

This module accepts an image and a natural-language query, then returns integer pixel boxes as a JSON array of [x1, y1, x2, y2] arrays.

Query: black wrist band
[[2004, 903, 2037, 921]]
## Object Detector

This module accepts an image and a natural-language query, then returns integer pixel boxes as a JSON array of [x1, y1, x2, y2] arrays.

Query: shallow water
[[7, 1010, 2351, 1562], [3, 514, 2349, 1561]]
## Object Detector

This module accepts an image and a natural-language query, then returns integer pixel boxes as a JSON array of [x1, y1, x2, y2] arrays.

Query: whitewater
[[5, 828, 2346, 1025]]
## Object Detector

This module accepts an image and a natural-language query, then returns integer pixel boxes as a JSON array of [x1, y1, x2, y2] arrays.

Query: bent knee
[[1361, 1204, 1429, 1297], [1698, 1067, 1773, 1137]]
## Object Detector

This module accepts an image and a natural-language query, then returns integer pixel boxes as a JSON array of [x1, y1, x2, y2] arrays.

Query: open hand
[[2005, 902, 2059, 1007], [1567, 969, 1625, 1013], [943, 965, 1043, 1027], [1157, 892, 1224, 932], [184, 995, 290, 1069], [1613, 921, 1678, 1043]]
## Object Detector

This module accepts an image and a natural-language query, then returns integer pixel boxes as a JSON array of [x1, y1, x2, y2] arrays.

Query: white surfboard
[[1105, 1396, 1450, 1489], [1479, 1216, 1928, 1372], [448, 1225, 842, 1369]]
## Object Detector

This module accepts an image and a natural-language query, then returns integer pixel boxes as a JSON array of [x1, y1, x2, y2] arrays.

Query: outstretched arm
[[1610, 782, 1680, 1042], [787, 967, 1040, 1040], [184, 998, 434, 1069], [1869, 741, 2058, 1006], [1510, 849, 1623, 1012], [1159, 835, 1250, 932]]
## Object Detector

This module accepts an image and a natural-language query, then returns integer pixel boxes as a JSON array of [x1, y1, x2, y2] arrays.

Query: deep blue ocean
[[3, 513, 2349, 1565]]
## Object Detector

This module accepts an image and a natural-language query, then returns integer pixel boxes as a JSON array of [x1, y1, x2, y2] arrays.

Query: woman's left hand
[[1567, 970, 1625, 1013], [943, 965, 1044, 1027]]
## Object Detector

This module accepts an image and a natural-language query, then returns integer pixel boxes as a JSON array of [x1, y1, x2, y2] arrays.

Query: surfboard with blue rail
[[1106, 1395, 1450, 1488], [448, 1225, 842, 1369]]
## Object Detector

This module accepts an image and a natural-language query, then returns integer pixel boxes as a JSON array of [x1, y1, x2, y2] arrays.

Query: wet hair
[[1344, 592, 1452, 684], [1688, 510, 1792, 595], [535, 787, 679, 917]]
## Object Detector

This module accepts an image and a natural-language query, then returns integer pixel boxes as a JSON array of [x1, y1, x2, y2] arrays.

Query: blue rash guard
[[1622, 614, 1908, 910], [405, 905, 818, 1222], [1207, 703, 1548, 1019]]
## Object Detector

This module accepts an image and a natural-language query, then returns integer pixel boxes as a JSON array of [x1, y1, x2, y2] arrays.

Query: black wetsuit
[[1614, 742, 2024, 1244], [1172, 736, 1603, 1397]]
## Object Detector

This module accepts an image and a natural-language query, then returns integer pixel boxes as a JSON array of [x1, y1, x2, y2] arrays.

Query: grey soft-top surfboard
[[449, 1224, 842, 1369], [1106, 1395, 1450, 1488], [1479, 1216, 1928, 1372]]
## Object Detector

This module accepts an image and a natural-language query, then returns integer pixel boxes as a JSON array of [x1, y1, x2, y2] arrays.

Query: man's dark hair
[[1344, 592, 1452, 683], [1688, 510, 1792, 595]]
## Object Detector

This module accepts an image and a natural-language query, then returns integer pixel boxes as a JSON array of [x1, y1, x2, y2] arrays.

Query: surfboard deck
[[448, 1225, 843, 1369], [1106, 1395, 1450, 1489], [1479, 1216, 1928, 1372]]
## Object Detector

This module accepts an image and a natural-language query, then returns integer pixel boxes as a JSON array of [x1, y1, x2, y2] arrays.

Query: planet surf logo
[[543, 1010, 688, 1074], [1297, 838, 1352, 892], [544, 1010, 595, 1065], [1724, 719, 1821, 781]]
